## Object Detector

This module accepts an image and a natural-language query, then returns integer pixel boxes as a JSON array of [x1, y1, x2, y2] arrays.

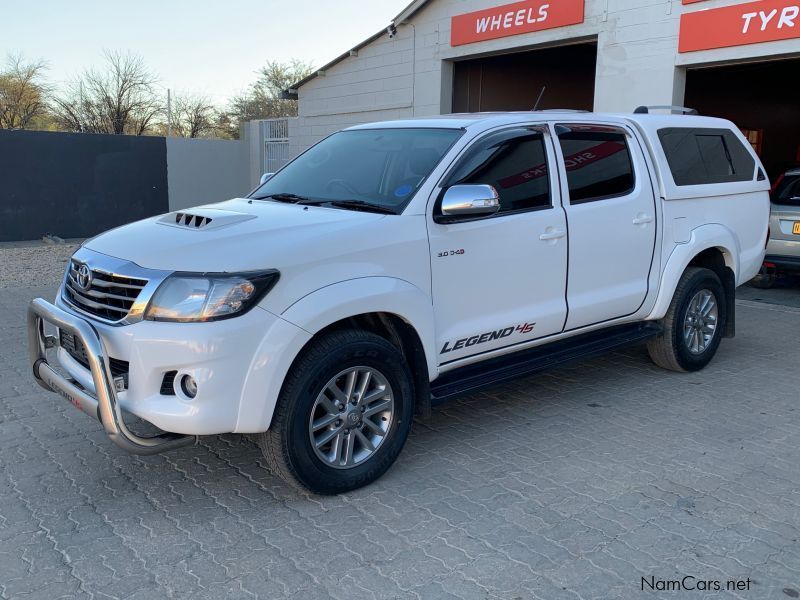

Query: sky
[[3, 0, 411, 105]]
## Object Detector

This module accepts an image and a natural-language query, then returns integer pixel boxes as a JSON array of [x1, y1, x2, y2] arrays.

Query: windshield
[[250, 128, 463, 213]]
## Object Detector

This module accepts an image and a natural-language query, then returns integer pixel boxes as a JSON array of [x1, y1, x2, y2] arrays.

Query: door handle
[[632, 214, 653, 225], [539, 229, 566, 241]]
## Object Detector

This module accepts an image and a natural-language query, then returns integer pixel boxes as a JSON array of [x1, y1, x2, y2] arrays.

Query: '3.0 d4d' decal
[[437, 249, 465, 258], [440, 322, 536, 354]]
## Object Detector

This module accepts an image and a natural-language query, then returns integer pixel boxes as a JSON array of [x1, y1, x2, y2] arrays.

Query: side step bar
[[28, 298, 196, 455], [430, 322, 663, 405]]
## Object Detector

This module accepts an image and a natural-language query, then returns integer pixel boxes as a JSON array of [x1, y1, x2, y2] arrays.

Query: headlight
[[144, 270, 279, 322]]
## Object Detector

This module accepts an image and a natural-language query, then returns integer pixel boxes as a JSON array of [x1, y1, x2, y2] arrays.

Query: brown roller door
[[453, 42, 597, 113]]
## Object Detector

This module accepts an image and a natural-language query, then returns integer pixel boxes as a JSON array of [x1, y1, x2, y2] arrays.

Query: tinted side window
[[658, 127, 756, 186], [557, 130, 635, 203], [696, 135, 733, 179], [447, 129, 551, 213]]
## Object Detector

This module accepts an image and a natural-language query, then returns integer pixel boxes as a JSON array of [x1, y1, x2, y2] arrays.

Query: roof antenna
[[532, 86, 546, 111]]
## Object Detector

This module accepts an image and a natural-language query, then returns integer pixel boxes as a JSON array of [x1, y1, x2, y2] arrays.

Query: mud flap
[[723, 267, 736, 338]]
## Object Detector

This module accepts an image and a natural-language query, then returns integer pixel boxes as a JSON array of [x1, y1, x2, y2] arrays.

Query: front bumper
[[48, 290, 291, 435], [28, 298, 195, 455]]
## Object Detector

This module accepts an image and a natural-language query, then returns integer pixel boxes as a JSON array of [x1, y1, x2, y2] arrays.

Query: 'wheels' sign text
[[450, 0, 584, 47]]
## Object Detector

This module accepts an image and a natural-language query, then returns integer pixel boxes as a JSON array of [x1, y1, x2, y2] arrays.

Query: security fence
[[0, 130, 250, 242]]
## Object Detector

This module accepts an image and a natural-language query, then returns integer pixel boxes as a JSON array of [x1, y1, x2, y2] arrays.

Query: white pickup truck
[[29, 110, 770, 494]]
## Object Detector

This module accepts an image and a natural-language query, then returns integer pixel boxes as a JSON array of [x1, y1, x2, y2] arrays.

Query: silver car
[[751, 168, 800, 288]]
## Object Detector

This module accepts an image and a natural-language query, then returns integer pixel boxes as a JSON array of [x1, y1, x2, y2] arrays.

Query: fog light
[[180, 375, 198, 399]]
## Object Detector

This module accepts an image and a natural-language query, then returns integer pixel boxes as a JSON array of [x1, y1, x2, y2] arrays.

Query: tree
[[0, 53, 50, 130], [221, 59, 314, 138], [165, 93, 217, 138], [52, 51, 161, 135]]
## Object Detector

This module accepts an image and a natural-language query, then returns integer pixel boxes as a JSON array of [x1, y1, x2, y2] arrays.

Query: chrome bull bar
[[27, 298, 195, 455]]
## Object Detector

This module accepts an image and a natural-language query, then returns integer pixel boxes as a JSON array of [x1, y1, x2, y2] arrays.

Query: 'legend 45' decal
[[440, 322, 536, 354]]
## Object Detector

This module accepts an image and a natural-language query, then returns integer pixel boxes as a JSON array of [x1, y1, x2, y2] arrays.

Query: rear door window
[[556, 127, 635, 203], [658, 127, 755, 186]]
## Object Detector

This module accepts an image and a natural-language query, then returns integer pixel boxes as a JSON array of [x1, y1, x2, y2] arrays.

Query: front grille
[[64, 260, 147, 322], [59, 330, 129, 382]]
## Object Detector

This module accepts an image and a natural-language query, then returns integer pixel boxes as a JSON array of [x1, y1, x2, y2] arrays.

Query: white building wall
[[165, 137, 250, 211], [290, 0, 800, 152]]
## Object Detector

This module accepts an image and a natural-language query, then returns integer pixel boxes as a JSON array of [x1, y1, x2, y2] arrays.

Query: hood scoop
[[173, 212, 212, 228], [157, 208, 256, 231]]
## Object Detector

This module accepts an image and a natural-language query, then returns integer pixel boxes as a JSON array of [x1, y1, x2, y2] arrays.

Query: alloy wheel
[[682, 289, 718, 355], [308, 367, 394, 469]]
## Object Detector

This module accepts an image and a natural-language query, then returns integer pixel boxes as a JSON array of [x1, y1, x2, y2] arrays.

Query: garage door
[[684, 58, 800, 179], [453, 42, 597, 113]]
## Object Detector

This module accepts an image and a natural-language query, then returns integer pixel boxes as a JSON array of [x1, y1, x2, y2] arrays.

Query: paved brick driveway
[[1, 278, 798, 599]]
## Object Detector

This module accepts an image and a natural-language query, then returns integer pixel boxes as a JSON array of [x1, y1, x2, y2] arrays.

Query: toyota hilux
[[28, 109, 770, 493]]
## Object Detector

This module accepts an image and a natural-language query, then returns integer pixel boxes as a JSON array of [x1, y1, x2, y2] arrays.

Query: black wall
[[0, 130, 169, 242]]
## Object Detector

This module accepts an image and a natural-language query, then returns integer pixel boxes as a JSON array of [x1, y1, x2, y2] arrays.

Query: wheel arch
[[648, 224, 739, 336], [289, 311, 432, 419], [237, 277, 436, 433], [279, 277, 436, 375]]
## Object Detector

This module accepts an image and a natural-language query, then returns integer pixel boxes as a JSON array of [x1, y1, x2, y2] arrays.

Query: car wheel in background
[[750, 264, 777, 289]]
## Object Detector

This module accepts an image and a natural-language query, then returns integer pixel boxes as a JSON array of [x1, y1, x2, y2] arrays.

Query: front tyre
[[257, 329, 414, 494], [647, 267, 727, 372]]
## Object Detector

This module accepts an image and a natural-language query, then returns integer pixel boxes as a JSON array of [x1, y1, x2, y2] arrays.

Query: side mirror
[[260, 172, 275, 185], [438, 184, 500, 221]]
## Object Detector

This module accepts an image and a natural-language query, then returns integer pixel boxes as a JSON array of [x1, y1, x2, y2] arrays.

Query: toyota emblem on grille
[[76, 264, 93, 291]]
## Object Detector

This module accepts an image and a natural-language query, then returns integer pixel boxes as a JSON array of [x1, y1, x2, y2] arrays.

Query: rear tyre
[[647, 267, 727, 373], [257, 329, 414, 495]]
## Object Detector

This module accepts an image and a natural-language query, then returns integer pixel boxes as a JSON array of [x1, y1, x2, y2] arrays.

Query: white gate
[[261, 118, 291, 174]]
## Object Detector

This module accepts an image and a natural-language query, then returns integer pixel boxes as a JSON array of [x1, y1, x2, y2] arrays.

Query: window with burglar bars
[[262, 118, 292, 174]]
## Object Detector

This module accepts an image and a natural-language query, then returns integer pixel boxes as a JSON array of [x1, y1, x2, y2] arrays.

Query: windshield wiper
[[320, 199, 397, 215], [257, 192, 312, 203], [256, 194, 396, 214]]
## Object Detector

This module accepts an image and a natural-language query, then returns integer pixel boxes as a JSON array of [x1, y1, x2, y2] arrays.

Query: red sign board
[[451, 0, 585, 47], [680, 0, 800, 52]]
